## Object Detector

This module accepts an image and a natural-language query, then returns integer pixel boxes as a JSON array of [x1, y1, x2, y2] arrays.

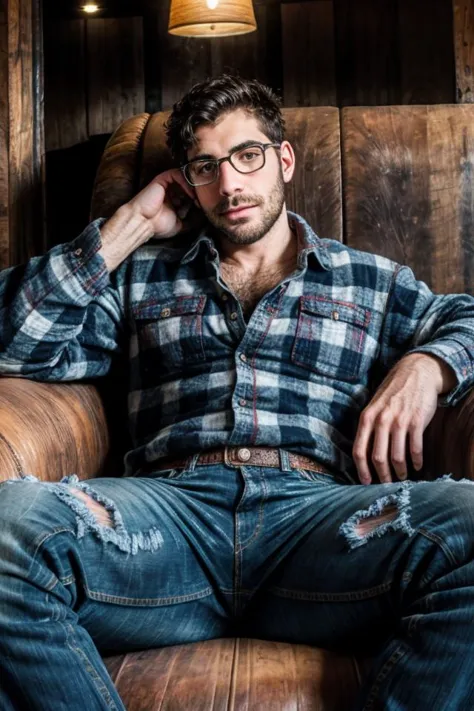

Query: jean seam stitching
[[362, 645, 406, 711], [84, 585, 213, 606], [64, 623, 120, 710], [418, 527, 460, 567]]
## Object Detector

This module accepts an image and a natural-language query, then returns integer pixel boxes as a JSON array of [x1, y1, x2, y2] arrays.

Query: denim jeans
[[1, 455, 474, 711]]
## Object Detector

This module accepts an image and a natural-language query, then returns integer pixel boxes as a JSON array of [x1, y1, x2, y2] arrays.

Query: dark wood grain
[[87, 18, 145, 136], [334, 0, 401, 106], [282, 1, 337, 107], [341, 105, 474, 294], [44, 19, 87, 151], [454, 0, 474, 103], [0, 0, 45, 269], [398, 0, 455, 104]]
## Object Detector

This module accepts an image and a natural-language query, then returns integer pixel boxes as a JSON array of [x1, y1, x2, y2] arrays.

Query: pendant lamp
[[168, 0, 257, 38]]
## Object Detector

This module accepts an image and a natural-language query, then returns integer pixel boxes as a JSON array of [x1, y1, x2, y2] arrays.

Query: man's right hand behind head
[[98, 169, 202, 272]]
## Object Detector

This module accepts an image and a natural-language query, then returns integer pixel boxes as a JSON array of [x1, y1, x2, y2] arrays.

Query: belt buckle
[[224, 446, 253, 467]]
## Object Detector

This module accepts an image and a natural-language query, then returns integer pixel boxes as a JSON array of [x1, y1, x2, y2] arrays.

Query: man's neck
[[216, 209, 296, 272]]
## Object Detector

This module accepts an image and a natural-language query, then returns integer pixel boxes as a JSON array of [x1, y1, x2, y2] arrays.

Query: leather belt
[[152, 446, 332, 475]]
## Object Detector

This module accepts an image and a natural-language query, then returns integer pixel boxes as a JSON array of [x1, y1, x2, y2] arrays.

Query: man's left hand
[[353, 353, 456, 484]]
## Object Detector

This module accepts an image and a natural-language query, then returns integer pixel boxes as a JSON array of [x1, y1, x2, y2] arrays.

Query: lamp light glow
[[168, 0, 257, 37], [82, 4, 100, 13]]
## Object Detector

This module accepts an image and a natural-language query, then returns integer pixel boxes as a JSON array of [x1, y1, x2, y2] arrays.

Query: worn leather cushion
[[103, 638, 370, 710]]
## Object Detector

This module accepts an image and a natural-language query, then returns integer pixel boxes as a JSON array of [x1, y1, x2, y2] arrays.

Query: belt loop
[[279, 449, 292, 472], [186, 453, 200, 472]]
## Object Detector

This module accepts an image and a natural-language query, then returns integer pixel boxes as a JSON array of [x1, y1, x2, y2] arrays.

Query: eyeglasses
[[181, 142, 281, 187]]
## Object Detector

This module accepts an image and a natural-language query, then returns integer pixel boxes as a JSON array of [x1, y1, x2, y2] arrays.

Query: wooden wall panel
[[398, 0, 455, 104], [454, 0, 474, 102], [284, 107, 342, 240], [0, 0, 45, 268], [341, 106, 474, 294], [334, 0, 401, 106], [282, 1, 336, 107], [210, 3, 282, 91], [44, 20, 87, 151], [87, 18, 145, 135]]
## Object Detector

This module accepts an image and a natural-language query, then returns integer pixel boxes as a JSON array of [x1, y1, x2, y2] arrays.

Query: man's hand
[[353, 353, 456, 485], [99, 170, 199, 272]]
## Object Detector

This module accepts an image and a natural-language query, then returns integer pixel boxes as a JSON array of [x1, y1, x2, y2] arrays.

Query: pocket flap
[[132, 295, 206, 320], [299, 296, 370, 328]]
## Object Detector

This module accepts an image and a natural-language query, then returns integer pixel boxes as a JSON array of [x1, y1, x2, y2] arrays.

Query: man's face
[[187, 109, 293, 245]]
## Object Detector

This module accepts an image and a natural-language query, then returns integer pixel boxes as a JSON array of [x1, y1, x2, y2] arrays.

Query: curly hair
[[165, 74, 285, 165]]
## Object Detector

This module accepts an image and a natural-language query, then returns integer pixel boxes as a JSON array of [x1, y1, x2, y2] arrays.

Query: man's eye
[[195, 162, 215, 175], [240, 151, 259, 161]]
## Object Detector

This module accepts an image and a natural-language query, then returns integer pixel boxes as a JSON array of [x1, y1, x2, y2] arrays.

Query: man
[[1, 74, 474, 710]]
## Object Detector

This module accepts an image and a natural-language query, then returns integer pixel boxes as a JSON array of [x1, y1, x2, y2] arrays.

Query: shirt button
[[74, 248, 82, 257], [222, 293, 229, 301], [230, 312, 238, 321], [239, 398, 247, 407], [161, 308, 171, 318], [332, 310, 340, 321], [237, 447, 251, 462], [239, 353, 247, 363]]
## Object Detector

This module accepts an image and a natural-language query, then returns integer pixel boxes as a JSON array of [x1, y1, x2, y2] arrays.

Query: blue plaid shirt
[[1, 212, 474, 483]]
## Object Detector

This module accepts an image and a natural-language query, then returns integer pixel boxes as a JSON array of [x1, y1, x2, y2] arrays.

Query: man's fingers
[[391, 427, 408, 480], [353, 410, 375, 484], [409, 424, 424, 471], [371, 414, 392, 483]]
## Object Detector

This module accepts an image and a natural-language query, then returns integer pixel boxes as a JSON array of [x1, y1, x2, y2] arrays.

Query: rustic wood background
[[4, 0, 474, 270]]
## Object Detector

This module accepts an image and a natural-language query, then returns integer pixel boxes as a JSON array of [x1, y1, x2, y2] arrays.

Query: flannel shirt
[[1, 212, 474, 483]]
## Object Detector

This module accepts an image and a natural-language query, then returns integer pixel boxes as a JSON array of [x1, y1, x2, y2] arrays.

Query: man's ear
[[280, 141, 295, 184]]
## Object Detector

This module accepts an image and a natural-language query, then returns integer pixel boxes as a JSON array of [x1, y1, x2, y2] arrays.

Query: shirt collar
[[180, 210, 331, 271]]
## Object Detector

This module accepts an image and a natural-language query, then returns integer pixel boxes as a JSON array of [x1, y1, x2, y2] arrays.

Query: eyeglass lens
[[186, 145, 266, 186]]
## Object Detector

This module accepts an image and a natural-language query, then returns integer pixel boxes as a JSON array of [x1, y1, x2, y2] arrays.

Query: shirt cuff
[[66, 218, 110, 297], [408, 341, 474, 406]]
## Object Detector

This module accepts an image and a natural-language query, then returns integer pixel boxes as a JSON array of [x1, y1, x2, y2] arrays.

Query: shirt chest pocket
[[132, 295, 207, 369], [291, 296, 373, 382]]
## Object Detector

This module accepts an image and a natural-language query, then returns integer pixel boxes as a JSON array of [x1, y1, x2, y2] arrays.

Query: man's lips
[[220, 204, 257, 217]]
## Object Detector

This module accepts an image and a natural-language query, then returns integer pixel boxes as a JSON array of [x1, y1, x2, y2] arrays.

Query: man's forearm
[[99, 205, 155, 273]]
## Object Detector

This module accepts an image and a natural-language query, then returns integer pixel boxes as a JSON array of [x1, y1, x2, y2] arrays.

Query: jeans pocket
[[295, 468, 343, 485]]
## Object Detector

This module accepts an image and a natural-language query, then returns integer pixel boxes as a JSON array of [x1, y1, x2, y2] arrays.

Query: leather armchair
[[1, 107, 474, 710]]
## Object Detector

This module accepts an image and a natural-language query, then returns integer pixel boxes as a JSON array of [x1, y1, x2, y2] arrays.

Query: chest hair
[[220, 261, 295, 319]]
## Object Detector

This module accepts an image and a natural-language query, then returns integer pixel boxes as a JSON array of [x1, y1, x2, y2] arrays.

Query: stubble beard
[[204, 171, 286, 246]]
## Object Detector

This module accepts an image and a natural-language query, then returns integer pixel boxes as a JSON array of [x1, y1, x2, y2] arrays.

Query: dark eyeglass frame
[[181, 142, 281, 187]]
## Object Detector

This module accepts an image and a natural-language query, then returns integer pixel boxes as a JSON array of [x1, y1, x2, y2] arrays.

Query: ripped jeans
[[1, 457, 474, 711]]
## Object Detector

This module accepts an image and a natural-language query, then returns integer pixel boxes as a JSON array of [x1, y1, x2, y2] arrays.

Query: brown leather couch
[[1, 106, 474, 709]]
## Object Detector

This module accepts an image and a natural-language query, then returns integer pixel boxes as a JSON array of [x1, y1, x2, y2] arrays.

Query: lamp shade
[[168, 0, 257, 38]]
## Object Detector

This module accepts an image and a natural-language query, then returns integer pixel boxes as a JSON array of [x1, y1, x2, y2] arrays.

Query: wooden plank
[[158, 1, 211, 110], [454, 0, 474, 103], [44, 20, 87, 151], [0, 0, 45, 268], [210, 3, 283, 94], [87, 18, 145, 136], [0, 6, 10, 269], [341, 105, 474, 295], [398, 0, 455, 104], [282, 1, 336, 107], [284, 107, 342, 241], [333, 0, 401, 106]]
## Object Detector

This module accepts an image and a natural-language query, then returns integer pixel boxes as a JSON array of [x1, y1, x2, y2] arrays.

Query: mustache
[[215, 195, 264, 215]]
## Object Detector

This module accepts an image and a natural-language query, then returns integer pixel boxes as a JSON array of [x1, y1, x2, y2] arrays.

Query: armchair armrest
[[0, 377, 109, 482], [424, 389, 474, 480]]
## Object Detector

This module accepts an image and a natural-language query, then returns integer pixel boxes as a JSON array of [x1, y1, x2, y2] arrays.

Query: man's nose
[[217, 160, 244, 196]]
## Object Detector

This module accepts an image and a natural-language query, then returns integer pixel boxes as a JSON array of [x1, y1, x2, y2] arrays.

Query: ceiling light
[[82, 4, 100, 13], [168, 0, 257, 38]]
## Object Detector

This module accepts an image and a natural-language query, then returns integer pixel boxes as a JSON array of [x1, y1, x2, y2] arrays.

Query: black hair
[[165, 74, 285, 165]]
